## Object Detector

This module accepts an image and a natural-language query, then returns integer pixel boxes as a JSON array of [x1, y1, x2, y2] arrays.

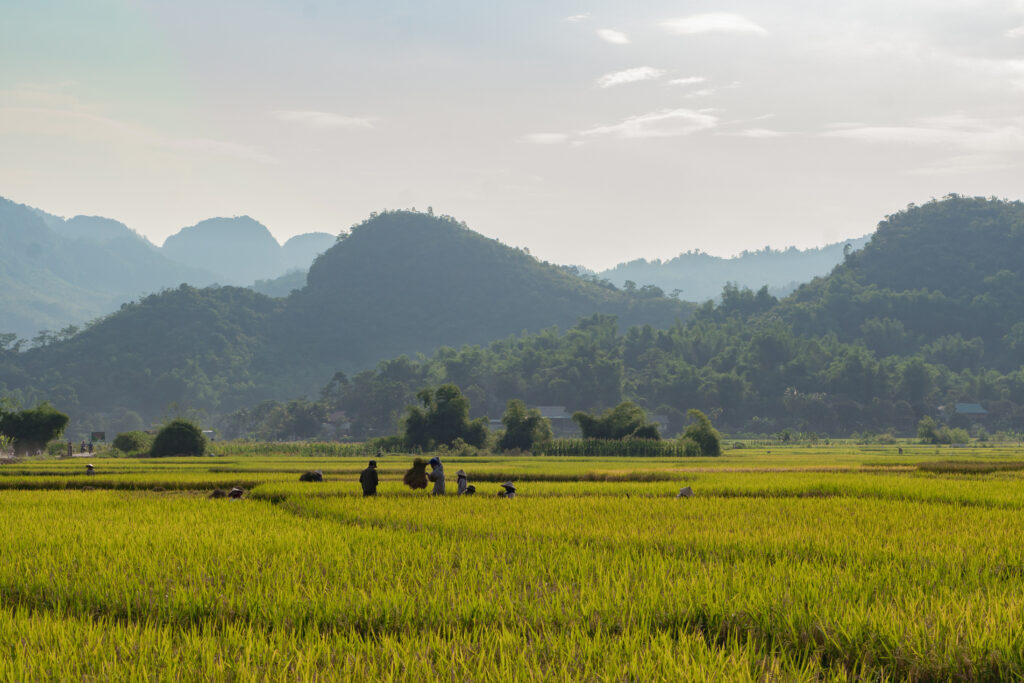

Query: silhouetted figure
[[898, 447, 903, 455], [498, 482, 516, 498], [360, 460, 378, 496], [676, 486, 694, 498], [456, 469, 469, 495], [403, 457, 429, 490], [299, 470, 324, 482], [87, 442, 93, 453], [428, 456, 445, 495], [66, 441, 73, 458], [85, 463, 95, 476], [464, 484, 476, 495], [80, 440, 86, 454], [228, 487, 244, 500]]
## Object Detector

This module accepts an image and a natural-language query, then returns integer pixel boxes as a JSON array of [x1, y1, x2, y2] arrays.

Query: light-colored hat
[[457, 469, 467, 478]]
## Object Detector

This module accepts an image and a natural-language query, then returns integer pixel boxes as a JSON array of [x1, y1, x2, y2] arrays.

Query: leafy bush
[[681, 409, 721, 457], [572, 402, 661, 440], [112, 431, 153, 454], [150, 419, 206, 457]]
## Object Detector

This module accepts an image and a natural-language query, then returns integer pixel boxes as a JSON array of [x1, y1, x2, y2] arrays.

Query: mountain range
[[0, 197, 334, 338], [597, 235, 871, 302], [0, 209, 695, 432], [0, 195, 869, 340]]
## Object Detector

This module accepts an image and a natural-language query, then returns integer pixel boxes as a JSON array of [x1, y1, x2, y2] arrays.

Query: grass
[[2, 445, 1024, 679]]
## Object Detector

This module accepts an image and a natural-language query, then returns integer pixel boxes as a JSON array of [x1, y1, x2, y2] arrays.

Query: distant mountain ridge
[[0, 196, 335, 338], [0, 210, 696, 431], [599, 236, 871, 302]]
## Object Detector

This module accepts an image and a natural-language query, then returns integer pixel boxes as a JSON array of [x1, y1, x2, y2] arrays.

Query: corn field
[[2, 446, 1023, 679]]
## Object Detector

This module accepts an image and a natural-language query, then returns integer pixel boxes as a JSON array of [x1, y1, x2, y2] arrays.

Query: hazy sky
[[2, 1, 1023, 269]]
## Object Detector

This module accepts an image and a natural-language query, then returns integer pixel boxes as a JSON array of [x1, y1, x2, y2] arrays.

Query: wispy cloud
[[566, 13, 590, 22], [522, 133, 569, 145], [822, 115, 1024, 152], [596, 28, 629, 45], [668, 76, 706, 86], [661, 13, 767, 36], [596, 66, 665, 88], [581, 108, 719, 139], [732, 128, 791, 138], [270, 110, 374, 129], [1007, 25, 1024, 38]]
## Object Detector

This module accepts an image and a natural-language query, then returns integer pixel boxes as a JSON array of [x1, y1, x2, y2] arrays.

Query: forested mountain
[[306, 196, 1024, 440], [0, 197, 335, 338], [0, 210, 695, 434], [599, 235, 871, 302]]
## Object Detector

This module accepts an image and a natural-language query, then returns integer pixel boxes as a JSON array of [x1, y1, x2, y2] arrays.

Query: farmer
[[85, 463, 95, 476], [456, 469, 469, 495], [498, 482, 516, 499], [360, 460, 378, 496], [428, 456, 445, 495]]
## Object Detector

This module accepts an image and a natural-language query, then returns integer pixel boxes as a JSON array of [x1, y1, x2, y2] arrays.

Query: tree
[[150, 419, 206, 457], [572, 401, 660, 440], [0, 402, 69, 454], [917, 416, 940, 444], [403, 384, 488, 450], [498, 399, 552, 452], [681, 408, 721, 456]]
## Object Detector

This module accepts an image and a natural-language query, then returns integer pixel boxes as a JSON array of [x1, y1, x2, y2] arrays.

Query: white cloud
[[270, 110, 374, 128], [523, 133, 569, 144], [668, 76, 706, 86], [733, 128, 790, 138], [661, 13, 767, 36], [822, 115, 1024, 152], [1007, 25, 1024, 38], [596, 29, 629, 44], [581, 108, 719, 139], [596, 67, 665, 88], [566, 14, 590, 22]]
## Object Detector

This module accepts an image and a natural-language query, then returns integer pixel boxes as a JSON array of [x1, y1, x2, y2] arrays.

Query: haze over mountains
[[3, 195, 1024, 438], [0, 209, 696, 431], [1, 194, 868, 341], [598, 235, 872, 302], [0, 197, 334, 338]]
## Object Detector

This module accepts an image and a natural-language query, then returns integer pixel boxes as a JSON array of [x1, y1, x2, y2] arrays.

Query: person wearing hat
[[498, 482, 516, 499], [359, 460, 379, 497], [85, 463, 95, 476], [428, 456, 445, 495], [456, 469, 469, 495]]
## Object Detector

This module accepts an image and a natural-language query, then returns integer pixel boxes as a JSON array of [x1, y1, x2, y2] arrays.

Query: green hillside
[[1, 210, 694, 432], [309, 196, 1024, 439]]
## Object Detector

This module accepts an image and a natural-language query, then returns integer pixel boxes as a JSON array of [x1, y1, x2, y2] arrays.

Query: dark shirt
[[359, 466, 378, 496]]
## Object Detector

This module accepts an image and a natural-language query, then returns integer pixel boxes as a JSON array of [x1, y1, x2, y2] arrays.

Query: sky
[[2, 0, 1023, 270]]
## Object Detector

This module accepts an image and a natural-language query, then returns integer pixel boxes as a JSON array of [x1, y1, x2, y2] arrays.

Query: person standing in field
[[428, 456, 445, 495], [359, 460, 378, 496], [498, 482, 516, 498], [456, 469, 469, 495]]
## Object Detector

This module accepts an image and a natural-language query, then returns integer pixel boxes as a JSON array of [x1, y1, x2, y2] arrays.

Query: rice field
[[2, 445, 1024, 680]]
